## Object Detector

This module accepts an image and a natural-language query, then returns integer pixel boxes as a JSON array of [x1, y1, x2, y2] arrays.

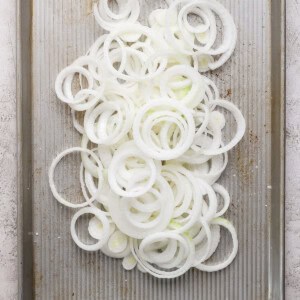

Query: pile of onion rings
[[50, 0, 245, 278]]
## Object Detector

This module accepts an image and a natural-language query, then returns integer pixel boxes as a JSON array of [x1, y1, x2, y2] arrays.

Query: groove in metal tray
[[17, 0, 285, 299]]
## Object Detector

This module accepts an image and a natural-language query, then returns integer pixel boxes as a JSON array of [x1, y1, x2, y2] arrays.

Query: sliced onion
[[49, 147, 103, 208], [51, 0, 243, 279], [195, 217, 238, 271], [70, 207, 110, 251], [133, 99, 195, 160]]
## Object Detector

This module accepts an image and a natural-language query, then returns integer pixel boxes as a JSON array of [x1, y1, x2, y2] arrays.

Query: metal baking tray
[[17, 0, 285, 299]]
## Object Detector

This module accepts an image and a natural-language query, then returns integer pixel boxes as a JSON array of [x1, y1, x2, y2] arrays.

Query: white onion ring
[[49, 147, 103, 208], [70, 207, 110, 251], [108, 142, 157, 197], [195, 217, 238, 271], [133, 99, 195, 160]]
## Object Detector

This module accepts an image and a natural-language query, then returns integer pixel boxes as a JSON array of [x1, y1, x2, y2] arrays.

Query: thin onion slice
[[71, 207, 110, 251], [49, 147, 103, 208]]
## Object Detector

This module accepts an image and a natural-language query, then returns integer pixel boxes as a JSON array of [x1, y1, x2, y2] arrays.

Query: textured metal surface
[[17, 0, 33, 299], [18, 0, 284, 299]]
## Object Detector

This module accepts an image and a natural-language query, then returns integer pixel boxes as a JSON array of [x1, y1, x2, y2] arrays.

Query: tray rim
[[269, 0, 286, 298], [17, 0, 33, 299], [16, 1, 285, 299]]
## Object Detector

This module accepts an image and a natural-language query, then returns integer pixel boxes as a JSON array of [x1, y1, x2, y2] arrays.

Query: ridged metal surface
[[23, 0, 283, 299]]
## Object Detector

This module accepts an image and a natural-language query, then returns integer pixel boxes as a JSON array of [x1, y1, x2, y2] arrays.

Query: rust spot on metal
[[224, 88, 232, 98], [122, 285, 129, 299], [33, 261, 40, 296], [86, 0, 98, 15], [234, 142, 255, 184], [34, 167, 42, 175], [34, 271, 43, 290], [249, 130, 259, 144], [86, 0, 93, 15]]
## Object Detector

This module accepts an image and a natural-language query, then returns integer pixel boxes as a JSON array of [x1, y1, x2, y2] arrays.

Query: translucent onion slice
[[133, 99, 195, 160], [108, 142, 157, 197], [195, 217, 238, 272], [70, 207, 110, 251], [49, 147, 103, 208]]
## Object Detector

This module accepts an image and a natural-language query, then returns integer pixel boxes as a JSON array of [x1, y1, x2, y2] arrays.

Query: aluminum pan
[[17, 0, 285, 299]]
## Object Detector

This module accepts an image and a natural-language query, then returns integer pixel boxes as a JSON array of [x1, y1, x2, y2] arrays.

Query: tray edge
[[269, 0, 286, 299], [17, 0, 34, 299]]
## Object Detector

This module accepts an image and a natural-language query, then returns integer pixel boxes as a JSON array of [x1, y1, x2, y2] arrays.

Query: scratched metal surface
[[19, 0, 284, 299]]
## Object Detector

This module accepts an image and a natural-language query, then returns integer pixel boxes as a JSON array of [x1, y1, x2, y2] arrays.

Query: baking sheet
[[17, 0, 285, 299]]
